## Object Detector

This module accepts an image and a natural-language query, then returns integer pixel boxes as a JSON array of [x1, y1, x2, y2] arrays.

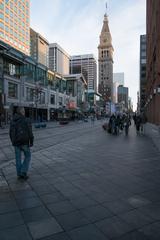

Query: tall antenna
[[105, 2, 108, 15]]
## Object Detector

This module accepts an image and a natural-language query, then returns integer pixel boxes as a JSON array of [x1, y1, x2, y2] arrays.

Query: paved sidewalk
[[0, 124, 160, 239], [0, 121, 65, 135], [0, 120, 87, 166], [0, 121, 61, 167]]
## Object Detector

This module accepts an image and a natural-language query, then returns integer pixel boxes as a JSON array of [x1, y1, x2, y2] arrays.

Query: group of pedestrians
[[104, 114, 131, 136], [102, 112, 147, 136], [133, 113, 147, 134]]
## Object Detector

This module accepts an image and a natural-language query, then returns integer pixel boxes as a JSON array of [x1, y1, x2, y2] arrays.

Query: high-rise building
[[146, 0, 160, 125], [128, 97, 133, 112], [49, 43, 70, 75], [113, 73, 124, 103], [137, 91, 140, 113], [0, 0, 30, 55], [118, 85, 128, 109], [30, 28, 49, 67], [70, 54, 97, 92], [98, 11, 114, 101], [139, 35, 146, 113]]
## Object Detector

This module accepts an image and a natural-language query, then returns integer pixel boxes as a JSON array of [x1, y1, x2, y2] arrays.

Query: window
[[9, 64, 16, 75], [26, 0, 29, 7], [59, 96, 63, 105], [40, 92, 45, 104], [26, 88, 34, 102], [0, 22, 4, 29], [14, 32, 17, 37], [5, 26, 9, 32], [8, 82, 18, 98], [141, 45, 146, 51], [10, 2, 13, 8], [141, 73, 146, 78], [4, 60, 20, 78], [101, 51, 103, 58], [0, 3, 4, 10], [50, 94, 55, 105], [0, 13, 4, 19], [0, 31, 4, 37], [141, 59, 146, 64], [141, 66, 146, 71], [5, 16, 9, 23], [141, 52, 146, 57]]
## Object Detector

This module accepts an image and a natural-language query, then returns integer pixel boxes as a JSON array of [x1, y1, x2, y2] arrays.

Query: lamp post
[[108, 97, 112, 116], [34, 82, 42, 122]]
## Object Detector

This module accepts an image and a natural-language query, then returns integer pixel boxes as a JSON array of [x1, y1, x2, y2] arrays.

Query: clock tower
[[98, 9, 114, 102]]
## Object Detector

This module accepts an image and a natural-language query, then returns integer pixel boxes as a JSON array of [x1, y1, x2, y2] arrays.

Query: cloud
[[30, 0, 146, 110]]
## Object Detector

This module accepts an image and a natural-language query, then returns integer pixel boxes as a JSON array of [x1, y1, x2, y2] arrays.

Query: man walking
[[9, 107, 34, 180], [0, 113, 2, 128]]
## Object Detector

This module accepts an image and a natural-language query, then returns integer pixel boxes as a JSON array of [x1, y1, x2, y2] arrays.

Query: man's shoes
[[17, 173, 29, 180], [22, 175, 29, 180], [17, 175, 22, 180]]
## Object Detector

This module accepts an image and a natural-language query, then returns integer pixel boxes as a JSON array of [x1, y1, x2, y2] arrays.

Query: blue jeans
[[14, 145, 31, 176]]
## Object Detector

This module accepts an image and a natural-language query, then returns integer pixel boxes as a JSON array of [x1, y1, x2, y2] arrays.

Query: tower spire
[[98, 1, 114, 102], [105, 2, 108, 16]]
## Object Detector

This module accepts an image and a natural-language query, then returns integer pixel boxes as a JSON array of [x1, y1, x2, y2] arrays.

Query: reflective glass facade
[[0, 0, 30, 55]]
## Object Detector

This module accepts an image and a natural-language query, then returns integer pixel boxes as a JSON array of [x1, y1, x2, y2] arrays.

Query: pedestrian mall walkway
[[0, 122, 160, 240]]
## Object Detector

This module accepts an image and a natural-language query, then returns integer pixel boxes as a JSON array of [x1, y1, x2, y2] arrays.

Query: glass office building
[[0, 0, 30, 55]]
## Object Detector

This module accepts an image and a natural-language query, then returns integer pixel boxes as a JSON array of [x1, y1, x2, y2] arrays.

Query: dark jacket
[[9, 114, 34, 146]]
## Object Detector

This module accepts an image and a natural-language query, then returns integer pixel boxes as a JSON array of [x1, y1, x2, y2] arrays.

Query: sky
[[30, 0, 146, 111]]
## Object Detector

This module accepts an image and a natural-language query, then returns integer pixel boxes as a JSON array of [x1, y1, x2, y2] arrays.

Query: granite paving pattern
[[0, 121, 160, 239]]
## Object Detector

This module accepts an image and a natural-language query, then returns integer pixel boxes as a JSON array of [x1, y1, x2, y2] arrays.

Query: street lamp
[[34, 82, 42, 122]]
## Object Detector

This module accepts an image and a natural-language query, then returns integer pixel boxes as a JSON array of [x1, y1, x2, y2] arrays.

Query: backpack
[[10, 117, 30, 146]]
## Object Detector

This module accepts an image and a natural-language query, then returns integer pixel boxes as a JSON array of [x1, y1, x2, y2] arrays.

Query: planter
[[59, 117, 69, 125], [59, 120, 69, 125], [41, 123, 47, 128], [34, 122, 47, 128], [84, 118, 88, 122], [34, 123, 41, 128]]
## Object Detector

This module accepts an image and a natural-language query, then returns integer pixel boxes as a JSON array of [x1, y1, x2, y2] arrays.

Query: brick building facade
[[146, 0, 160, 125]]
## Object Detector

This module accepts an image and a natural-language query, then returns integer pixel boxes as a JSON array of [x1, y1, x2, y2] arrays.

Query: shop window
[[59, 96, 63, 105], [9, 64, 16, 76], [26, 87, 34, 101], [8, 82, 18, 98], [50, 94, 55, 105], [40, 92, 45, 104]]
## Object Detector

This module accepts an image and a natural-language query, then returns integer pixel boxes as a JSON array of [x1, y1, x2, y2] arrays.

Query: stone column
[[0, 55, 4, 113]]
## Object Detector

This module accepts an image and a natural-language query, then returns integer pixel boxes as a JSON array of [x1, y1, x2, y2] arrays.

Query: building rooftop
[[49, 43, 70, 58], [70, 54, 96, 60]]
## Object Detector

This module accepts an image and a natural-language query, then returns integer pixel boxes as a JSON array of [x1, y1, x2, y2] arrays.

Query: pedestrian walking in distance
[[9, 107, 34, 180], [124, 115, 130, 136]]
